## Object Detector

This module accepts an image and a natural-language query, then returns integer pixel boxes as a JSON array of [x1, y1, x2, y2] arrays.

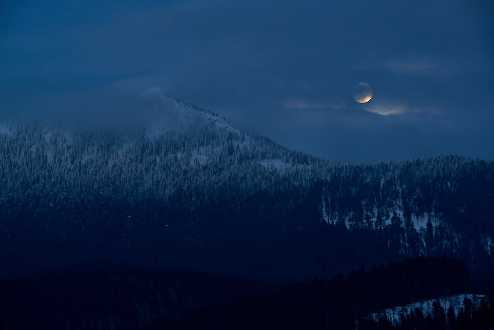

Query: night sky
[[1, 0, 493, 161]]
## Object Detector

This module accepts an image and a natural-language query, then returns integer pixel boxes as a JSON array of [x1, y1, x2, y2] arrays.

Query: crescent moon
[[356, 94, 373, 104], [353, 82, 374, 104]]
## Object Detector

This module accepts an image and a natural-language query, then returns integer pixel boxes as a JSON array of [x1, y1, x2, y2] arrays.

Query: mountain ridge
[[0, 97, 493, 279]]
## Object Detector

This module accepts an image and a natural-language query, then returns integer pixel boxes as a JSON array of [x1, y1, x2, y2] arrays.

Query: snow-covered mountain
[[0, 96, 493, 278]]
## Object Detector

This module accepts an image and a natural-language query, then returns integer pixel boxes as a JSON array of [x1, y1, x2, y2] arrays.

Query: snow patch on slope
[[321, 195, 444, 232], [481, 235, 493, 256], [410, 213, 442, 231], [369, 294, 486, 325]]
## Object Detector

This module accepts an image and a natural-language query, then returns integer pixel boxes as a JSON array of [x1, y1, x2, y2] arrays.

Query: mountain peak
[[140, 88, 240, 137]]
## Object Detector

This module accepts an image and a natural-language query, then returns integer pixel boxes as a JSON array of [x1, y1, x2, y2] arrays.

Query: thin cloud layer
[[283, 99, 344, 111]]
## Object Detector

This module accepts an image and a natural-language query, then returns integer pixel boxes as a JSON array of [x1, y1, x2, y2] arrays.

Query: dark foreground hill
[[0, 264, 267, 330], [1, 258, 488, 330]]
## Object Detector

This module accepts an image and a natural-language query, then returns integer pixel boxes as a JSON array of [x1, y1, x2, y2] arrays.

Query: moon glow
[[353, 82, 373, 104]]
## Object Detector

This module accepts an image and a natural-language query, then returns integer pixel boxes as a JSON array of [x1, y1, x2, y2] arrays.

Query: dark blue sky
[[1, 0, 493, 161]]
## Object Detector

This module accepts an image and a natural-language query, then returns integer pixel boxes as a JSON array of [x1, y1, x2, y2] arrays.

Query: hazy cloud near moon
[[282, 97, 425, 118], [364, 102, 408, 117], [282, 99, 344, 111]]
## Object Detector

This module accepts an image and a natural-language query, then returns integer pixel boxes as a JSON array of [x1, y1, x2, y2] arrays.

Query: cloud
[[363, 100, 444, 118], [359, 56, 485, 77], [354, 57, 447, 77], [383, 58, 440, 76], [283, 98, 429, 118], [282, 99, 344, 111], [364, 102, 408, 116]]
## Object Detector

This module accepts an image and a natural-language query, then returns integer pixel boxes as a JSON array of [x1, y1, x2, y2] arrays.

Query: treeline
[[0, 265, 268, 330], [361, 292, 494, 330], [148, 257, 474, 330], [0, 257, 474, 330]]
